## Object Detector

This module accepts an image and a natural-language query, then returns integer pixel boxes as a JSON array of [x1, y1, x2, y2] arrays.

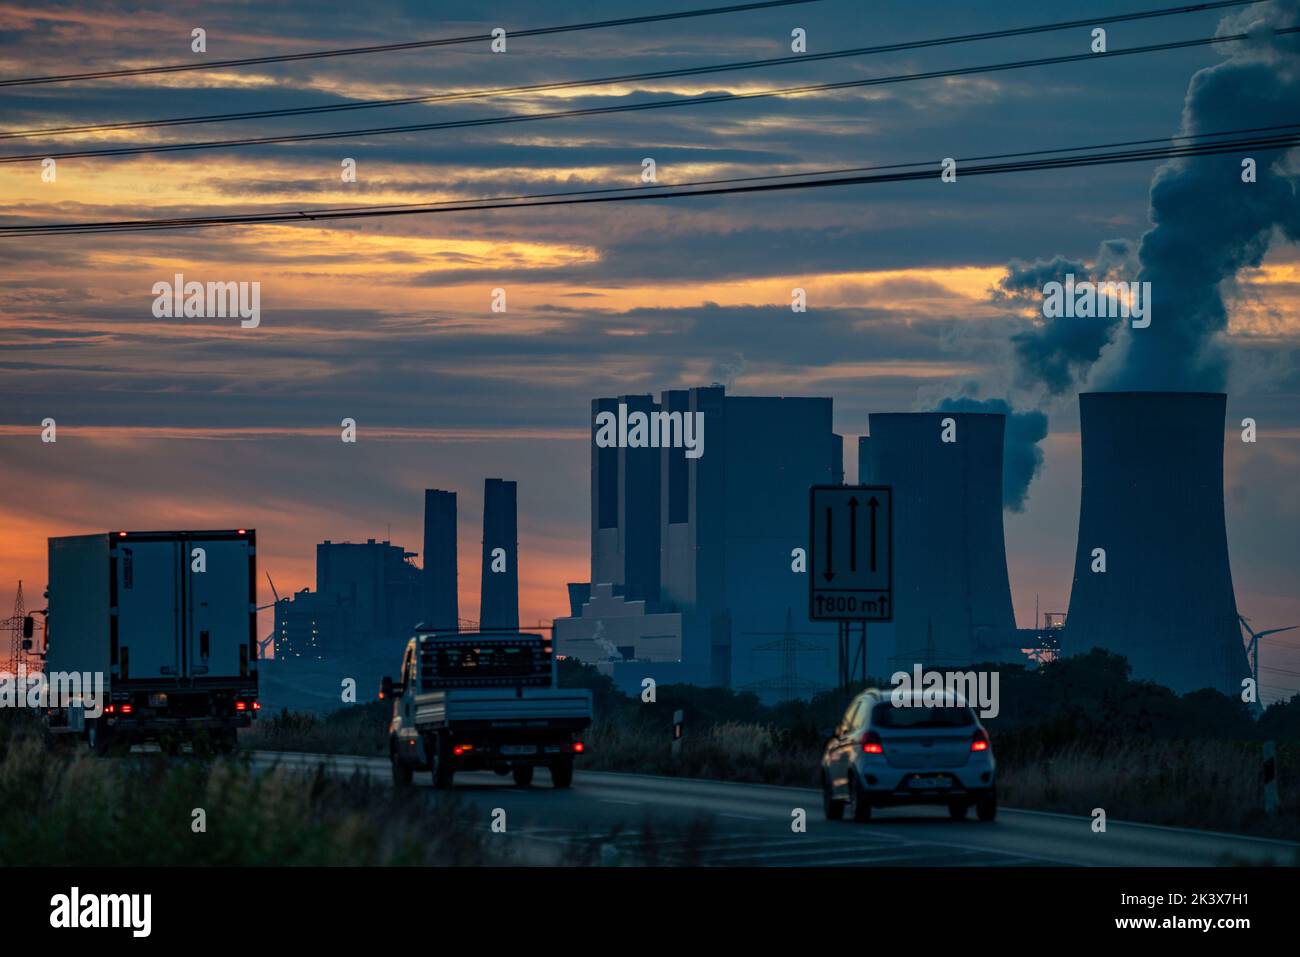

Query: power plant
[[858, 412, 1021, 677], [1063, 391, 1249, 696]]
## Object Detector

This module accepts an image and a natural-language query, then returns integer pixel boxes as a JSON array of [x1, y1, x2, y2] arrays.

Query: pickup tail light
[[572, 741, 585, 753], [453, 744, 474, 756], [971, 728, 990, 752], [860, 731, 884, 754]]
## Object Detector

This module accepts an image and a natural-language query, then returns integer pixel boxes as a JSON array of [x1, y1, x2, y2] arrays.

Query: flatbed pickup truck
[[383, 628, 592, 789]]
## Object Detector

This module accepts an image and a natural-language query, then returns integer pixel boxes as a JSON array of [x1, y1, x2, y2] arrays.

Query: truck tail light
[[572, 741, 585, 753], [235, 701, 247, 712], [119, 703, 133, 715]]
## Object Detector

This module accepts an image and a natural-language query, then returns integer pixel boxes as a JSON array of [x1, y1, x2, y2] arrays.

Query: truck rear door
[[115, 538, 183, 679], [187, 534, 254, 679]]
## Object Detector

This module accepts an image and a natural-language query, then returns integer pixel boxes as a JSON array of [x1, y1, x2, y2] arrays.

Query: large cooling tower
[[1065, 392, 1248, 696], [859, 412, 1017, 670]]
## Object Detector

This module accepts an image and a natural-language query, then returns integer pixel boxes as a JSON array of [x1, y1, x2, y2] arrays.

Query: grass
[[0, 719, 504, 866]]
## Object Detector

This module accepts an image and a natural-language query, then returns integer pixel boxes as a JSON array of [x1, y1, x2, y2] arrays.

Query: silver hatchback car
[[821, 688, 997, 822]]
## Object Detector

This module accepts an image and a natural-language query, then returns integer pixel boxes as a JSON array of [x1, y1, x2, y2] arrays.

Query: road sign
[[809, 485, 893, 621]]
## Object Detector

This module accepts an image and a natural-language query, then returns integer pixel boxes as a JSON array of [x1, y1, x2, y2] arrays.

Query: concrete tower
[[421, 489, 458, 632], [479, 478, 519, 630], [858, 412, 1018, 675], [1064, 392, 1248, 696]]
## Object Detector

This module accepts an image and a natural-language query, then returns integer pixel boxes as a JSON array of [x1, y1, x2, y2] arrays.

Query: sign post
[[809, 485, 893, 690]]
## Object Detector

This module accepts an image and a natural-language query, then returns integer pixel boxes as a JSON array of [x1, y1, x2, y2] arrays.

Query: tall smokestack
[[480, 478, 519, 630], [859, 412, 1017, 673], [1065, 392, 1248, 695], [422, 489, 458, 632]]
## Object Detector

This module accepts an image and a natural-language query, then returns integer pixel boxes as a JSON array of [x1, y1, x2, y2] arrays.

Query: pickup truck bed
[[414, 688, 593, 729]]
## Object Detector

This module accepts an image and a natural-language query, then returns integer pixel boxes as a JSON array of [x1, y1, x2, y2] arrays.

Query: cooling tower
[[422, 489, 459, 632], [1065, 392, 1248, 696], [479, 478, 519, 630], [859, 412, 1017, 672]]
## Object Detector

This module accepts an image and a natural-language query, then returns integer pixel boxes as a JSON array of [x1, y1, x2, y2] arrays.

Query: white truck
[[42, 529, 260, 753], [384, 628, 592, 789]]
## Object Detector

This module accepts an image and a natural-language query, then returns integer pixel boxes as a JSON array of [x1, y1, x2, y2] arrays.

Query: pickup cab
[[383, 628, 592, 789]]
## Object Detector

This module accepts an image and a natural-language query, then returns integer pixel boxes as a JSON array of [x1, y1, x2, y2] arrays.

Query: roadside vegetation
[[246, 649, 1300, 841], [0, 711, 503, 866]]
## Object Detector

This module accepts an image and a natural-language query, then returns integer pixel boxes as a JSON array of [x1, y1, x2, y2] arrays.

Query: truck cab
[[385, 628, 592, 789]]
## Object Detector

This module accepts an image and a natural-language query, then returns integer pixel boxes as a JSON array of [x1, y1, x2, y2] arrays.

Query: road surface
[[250, 750, 1299, 867]]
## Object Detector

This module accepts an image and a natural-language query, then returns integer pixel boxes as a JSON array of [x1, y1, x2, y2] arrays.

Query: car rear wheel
[[948, 800, 969, 820], [976, 793, 997, 822], [391, 742, 413, 787], [849, 773, 872, 822], [822, 772, 845, 821], [550, 757, 574, 789], [429, 735, 455, 790], [512, 764, 535, 787]]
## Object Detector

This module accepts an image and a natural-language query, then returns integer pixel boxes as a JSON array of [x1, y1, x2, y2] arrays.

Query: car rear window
[[871, 702, 974, 728]]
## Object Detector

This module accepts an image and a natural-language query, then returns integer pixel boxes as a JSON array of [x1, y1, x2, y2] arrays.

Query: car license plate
[[909, 776, 950, 789], [501, 745, 537, 756]]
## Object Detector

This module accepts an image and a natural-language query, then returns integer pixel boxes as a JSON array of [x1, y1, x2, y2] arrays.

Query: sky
[[1, 0, 1297, 700]]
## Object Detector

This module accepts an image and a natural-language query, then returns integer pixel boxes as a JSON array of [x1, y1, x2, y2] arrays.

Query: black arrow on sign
[[823, 506, 834, 581], [867, 496, 879, 573], [847, 496, 859, 571]]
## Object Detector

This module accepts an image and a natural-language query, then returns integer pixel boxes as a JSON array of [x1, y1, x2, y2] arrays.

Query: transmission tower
[[742, 607, 830, 703], [4, 580, 27, 677]]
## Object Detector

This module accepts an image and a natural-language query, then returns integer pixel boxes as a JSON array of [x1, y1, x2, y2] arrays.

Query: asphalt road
[[249, 750, 1300, 867]]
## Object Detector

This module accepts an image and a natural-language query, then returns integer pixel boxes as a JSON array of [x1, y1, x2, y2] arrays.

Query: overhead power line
[[2, 0, 1264, 141], [4, 126, 1296, 237], [4, 25, 1293, 167], [0, 0, 825, 89]]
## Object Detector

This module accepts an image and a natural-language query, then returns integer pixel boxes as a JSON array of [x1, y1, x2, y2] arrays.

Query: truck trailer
[[385, 628, 592, 788], [43, 529, 260, 753]]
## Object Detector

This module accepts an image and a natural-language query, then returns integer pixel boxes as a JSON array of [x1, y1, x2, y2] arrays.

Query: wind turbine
[[256, 572, 284, 659], [1240, 615, 1297, 713]]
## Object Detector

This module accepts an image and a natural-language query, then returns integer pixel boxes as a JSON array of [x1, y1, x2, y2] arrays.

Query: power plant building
[[557, 385, 843, 694]]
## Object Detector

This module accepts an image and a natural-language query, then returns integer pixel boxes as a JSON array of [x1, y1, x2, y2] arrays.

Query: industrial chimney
[[1064, 392, 1248, 696], [479, 478, 519, 630], [422, 489, 458, 632], [858, 412, 1018, 675]]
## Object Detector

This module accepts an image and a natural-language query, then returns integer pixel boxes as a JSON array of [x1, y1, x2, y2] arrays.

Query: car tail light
[[860, 731, 884, 754], [971, 728, 990, 752]]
